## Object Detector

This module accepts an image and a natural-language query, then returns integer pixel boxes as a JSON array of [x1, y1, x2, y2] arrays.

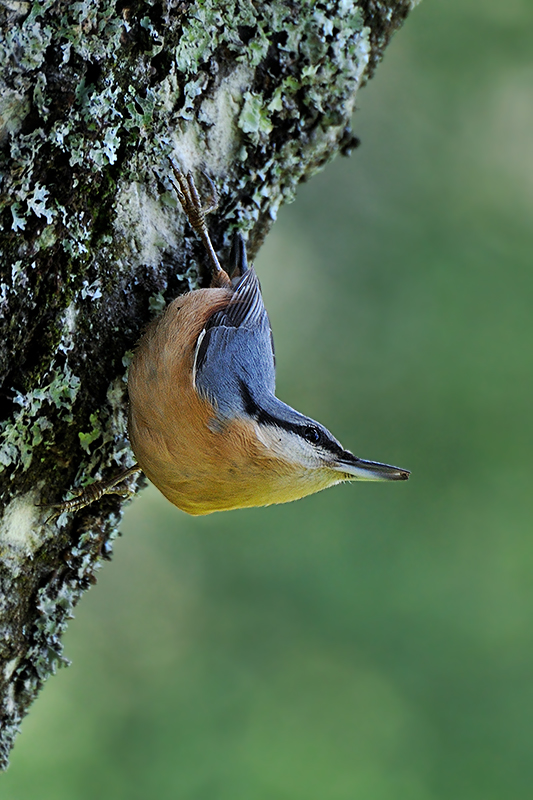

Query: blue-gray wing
[[194, 267, 276, 420]]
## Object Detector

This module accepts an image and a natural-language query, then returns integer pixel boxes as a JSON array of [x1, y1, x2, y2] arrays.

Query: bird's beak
[[333, 456, 410, 482]]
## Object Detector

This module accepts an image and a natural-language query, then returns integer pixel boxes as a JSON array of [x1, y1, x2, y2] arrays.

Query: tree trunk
[[0, 0, 417, 767]]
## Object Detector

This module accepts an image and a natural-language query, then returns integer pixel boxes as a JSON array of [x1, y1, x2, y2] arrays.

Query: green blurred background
[[4, 0, 533, 797]]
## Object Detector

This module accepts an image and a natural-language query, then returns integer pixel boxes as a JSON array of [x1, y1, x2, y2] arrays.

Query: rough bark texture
[[0, 0, 417, 767]]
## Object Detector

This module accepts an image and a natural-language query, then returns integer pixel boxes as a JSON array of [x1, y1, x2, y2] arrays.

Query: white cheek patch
[[255, 425, 327, 470]]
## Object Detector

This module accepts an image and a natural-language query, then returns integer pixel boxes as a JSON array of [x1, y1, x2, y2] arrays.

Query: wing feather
[[194, 267, 276, 419]]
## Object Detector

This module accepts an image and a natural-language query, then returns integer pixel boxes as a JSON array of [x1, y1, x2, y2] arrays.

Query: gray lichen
[[0, 0, 416, 768]]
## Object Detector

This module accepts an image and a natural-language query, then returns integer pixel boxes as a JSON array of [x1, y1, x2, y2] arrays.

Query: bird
[[125, 168, 410, 515], [43, 168, 409, 520]]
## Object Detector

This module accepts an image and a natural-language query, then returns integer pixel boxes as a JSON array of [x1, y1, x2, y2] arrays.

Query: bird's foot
[[39, 465, 143, 522], [170, 166, 226, 280]]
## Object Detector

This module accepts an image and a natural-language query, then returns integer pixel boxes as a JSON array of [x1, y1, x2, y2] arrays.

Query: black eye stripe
[[239, 380, 346, 458]]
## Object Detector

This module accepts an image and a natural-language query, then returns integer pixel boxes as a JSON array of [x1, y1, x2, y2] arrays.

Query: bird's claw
[[170, 164, 224, 277], [170, 166, 218, 234], [39, 465, 142, 523]]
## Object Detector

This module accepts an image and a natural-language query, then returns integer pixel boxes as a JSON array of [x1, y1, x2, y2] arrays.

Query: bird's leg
[[170, 166, 230, 284], [39, 465, 143, 522]]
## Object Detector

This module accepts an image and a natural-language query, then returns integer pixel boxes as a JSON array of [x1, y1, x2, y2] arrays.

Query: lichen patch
[[0, 490, 46, 567], [200, 64, 254, 174], [113, 181, 184, 270]]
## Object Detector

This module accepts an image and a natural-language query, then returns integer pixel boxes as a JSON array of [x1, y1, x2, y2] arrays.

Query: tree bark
[[0, 0, 417, 767]]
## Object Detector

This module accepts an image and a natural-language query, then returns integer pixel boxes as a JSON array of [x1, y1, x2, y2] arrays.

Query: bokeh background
[[4, 0, 533, 797]]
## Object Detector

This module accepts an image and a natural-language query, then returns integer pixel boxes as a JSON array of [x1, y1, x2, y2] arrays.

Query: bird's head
[[217, 382, 410, 511]]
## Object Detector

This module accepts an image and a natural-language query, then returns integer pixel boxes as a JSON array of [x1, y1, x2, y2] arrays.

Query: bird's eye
[[302, 425, 321, 444]]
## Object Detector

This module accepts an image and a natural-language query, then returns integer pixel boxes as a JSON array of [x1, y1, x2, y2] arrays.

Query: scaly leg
[[40, 465, 142, 522], [170, 166, 231, 285]]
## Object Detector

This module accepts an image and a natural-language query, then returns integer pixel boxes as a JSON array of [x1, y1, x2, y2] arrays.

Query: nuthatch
[[127, 169, 409, 515], [45, 169, 408, 520]]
